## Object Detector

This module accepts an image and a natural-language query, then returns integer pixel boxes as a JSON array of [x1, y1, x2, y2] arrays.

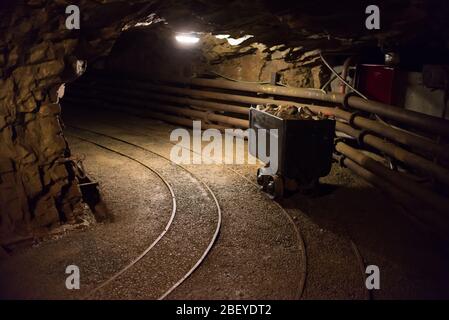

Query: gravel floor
[[66, 127, 219, 299], [0, 135, 172, 299], [65, 120, 304, 300], [64, 105, 449, 299], [1, 104, 448, 300]]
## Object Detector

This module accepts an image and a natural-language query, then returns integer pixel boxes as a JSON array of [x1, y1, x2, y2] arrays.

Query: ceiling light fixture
[[215, 34, 230, 39], [175, 33, 200, 44]]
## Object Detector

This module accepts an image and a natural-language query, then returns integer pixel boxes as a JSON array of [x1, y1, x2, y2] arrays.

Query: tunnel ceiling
[[3, 1, 448, 57], [154, 0, 449, 51]]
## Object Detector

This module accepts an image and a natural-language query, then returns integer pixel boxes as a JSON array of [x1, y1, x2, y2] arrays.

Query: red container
[[355, 64, 398, 105]]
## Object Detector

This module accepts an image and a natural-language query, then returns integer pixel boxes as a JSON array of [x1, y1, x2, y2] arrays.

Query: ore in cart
[[249, 107, 335, 198]]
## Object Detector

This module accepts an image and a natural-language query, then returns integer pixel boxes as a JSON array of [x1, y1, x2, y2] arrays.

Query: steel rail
[[66, 125, 222, 300], [65, 133, 177, 299], [66, 105, 380, 300], [64, 104, 308, 300], [92, 112, 372, 301]]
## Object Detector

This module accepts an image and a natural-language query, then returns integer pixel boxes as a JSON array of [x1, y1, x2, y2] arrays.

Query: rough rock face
[[157, 0, 449, 53], [197, 35, 327, 88], [0, 0, 153, 242], [103, 28, 328, 88]]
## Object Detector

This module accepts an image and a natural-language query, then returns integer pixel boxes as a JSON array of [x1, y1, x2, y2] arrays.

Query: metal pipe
[[81, 83, 250, 116], [65, 86, 449, 214], [320, 52, 367, 99], [123, 108, 229, 131], [336, 122, 449, 186], [96, 80, 449, 160], [323, 107, 449, 160], [334, 154, 449, 239], [335, 142, 449, 215], [83, 81, 449, 185], [63, 96, 228, 131], [108, 79, 309, 110], [70, 88, 249, 128], [335, 154, 417, 207], [87, 79, 449, 159], [340, 56, 354, 94], [74, 80, 449, 162], [73, 80, 449, 163], [166, 77, 449, 137]]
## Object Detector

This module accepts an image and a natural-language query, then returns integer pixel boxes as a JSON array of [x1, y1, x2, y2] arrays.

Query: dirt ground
[[1, 104, 448, 300]]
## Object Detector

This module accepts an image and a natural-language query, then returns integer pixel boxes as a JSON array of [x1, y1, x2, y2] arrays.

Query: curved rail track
[[64, 105, 370, 300], [66, 129, 222, 300], [67, 121, 307, 299]]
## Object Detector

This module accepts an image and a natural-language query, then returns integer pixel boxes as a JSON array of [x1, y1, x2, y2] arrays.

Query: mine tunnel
[[1, 1, 449, 301]]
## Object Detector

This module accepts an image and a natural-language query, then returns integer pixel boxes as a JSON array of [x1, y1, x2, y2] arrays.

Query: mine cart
[[249, 107, 335, 198]]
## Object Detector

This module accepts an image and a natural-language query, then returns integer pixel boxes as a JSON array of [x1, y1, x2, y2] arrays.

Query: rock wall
[[0, 0, 153, 242], [102, 26, 329, 88]]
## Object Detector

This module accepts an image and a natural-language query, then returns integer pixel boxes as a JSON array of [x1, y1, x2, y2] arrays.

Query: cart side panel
[[249, 109, 284, 175], [284, 120, 335, 180]]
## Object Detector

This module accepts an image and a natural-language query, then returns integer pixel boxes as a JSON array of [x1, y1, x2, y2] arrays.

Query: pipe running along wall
[[166, 77, 449, 138], [73, 75, 449, 163], [65, 74, 449, 222]]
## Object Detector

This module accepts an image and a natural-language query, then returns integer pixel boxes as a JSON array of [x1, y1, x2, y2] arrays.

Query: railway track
[[65, 112, 307, 299], [66, 128, 222, 300], [64, 105, 369, 299]]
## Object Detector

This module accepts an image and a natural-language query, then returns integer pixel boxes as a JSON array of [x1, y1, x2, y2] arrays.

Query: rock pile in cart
[[256, 104, 332, 120]]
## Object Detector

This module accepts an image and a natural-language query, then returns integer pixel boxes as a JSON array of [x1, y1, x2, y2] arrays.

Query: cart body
[[249, 108, 335, 185]]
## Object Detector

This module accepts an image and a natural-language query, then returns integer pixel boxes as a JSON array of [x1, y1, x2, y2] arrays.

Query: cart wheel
[[256, 168, 264, 186], [266, 175, 284, 199], [298, 178, 319, 194]]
